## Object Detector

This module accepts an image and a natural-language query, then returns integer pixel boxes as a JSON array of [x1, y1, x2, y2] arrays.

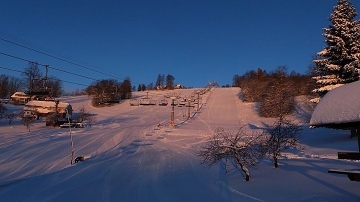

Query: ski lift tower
[[196, 90, 200, 111], [170, 96, 176, 126]]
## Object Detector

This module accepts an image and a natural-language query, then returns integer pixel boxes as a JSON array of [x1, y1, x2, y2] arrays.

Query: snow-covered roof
[[310, 80, 360, 127], [25, 100, 71, 108], [10, 92, 30, 98]]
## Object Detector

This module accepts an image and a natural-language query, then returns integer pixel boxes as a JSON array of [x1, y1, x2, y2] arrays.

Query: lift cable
[[0, 65, 88, 87], [0, 37, 177, 93], [0, 36, 121, 80], [0, 35, 165, 88], [0, 52, 99, 81]]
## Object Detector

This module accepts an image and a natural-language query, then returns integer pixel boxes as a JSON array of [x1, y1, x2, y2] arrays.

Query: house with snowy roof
[[310, 80, 360, 181], [10, 92, 31, 104], [23, 100, 72, 120], [310, 80, 360, 151]]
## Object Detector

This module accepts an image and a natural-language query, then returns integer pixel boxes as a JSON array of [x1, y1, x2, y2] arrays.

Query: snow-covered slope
[[0, 88, 359, 201]]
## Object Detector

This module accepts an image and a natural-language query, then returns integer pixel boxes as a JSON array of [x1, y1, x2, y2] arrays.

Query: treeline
[[0, 74, 23, 98], [1, 61, 179, 108], [0, 62, 63, 98], [85, 78, 132, 107], [137, 74, 176, 91], [232, 67, 315, 117], [85, 74, 178, 107]]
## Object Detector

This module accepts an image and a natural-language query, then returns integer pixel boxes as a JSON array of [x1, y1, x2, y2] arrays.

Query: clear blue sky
[[1, 0, 359, 91]]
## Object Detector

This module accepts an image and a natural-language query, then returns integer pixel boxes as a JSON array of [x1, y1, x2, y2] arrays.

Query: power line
[[0, 34, 157, 88], [48, 66, 98, 81], [0, 36, 121, 80], [0, 65, 88, 87], [0, 52, 46, 66], [0, 51, 149, 89], [0, 52, 99, 81]]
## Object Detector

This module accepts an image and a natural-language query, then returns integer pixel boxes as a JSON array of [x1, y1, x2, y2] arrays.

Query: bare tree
[[22, 116, 35, 132], [197, 127, 266, 181], [75, 106, 94, 126], [48, 77, 63, 97], [45, 113, 58, 127], [257, 66, 299, 118], [5, 112, 16, 125], [0, 103, 6, 117], [22, 62, 42, 93], [86, 79, 120, 106], [1, 74, 26, 99], [265, 116, 302, 168], [8, 76, 24, 95], [0, 74, 9, 98]]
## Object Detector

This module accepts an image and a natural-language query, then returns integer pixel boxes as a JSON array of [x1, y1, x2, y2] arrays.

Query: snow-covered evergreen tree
[[312, 0, 360, 102]]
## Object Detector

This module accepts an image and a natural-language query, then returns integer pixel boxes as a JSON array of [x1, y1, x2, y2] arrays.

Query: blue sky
[[1, 0, 360, 91]]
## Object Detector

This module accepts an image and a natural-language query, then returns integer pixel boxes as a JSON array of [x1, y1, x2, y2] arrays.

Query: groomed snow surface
[[0, 88, 359, 202]]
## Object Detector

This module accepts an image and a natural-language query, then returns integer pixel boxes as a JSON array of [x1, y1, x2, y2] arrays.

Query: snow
[[24, 100, 71, 114], [25, 100, 70, 108], [310, 80, 360, 126], [0, 88, 359, 201]]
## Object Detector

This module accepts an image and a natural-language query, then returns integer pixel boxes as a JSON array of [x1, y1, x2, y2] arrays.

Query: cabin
[[310, 80, 360, 150], [310, 80, 360, 181], [23, 100, 72, 119], [10, 92, 31, 104], [174, 84, 183, 89]]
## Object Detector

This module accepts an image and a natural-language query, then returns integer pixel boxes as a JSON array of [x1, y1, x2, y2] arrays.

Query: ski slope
[[0, 88, 359, 201]]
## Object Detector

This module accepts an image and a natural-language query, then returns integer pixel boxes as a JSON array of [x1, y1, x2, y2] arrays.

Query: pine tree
[[166, 74, 175, 90], [120, 77, 132, 99], [312, 0, 360, 102]]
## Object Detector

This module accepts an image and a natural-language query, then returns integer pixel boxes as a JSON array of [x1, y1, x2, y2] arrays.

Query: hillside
[[0, 88, 359, 201]]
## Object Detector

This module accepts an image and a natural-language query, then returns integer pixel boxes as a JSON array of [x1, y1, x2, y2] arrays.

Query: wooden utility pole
[[357, 128, 360, 152], [187, 98, 191, 120], [66, 109, 75, 165], [197, 91, 200, 111], [170, 97, 176, 126]]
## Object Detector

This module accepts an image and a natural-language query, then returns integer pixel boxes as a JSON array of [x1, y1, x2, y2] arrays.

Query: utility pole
[[170, 97, 176, 126], [187, 98, 191, 120], [197, 91, 200, 111], [55, 100, 59, 123], [66, 109, 75, 165]]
